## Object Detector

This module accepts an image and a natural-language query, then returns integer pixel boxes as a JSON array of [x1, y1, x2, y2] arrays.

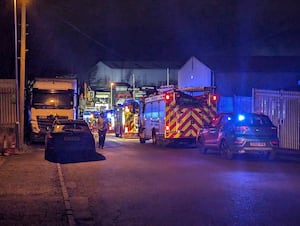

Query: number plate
[[64, 137, 80, 141], [250, 142, 266, 147]]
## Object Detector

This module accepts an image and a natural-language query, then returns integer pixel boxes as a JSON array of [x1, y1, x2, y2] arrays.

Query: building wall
[[89, 58, 299, 97], [90, 61, 178, 89], [178, 56, 212, 89]]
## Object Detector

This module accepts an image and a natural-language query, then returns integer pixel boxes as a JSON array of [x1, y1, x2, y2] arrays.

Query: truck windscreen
[[32, 91, 74, 109]]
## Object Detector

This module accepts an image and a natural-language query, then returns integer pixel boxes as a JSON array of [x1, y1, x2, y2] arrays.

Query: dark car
[[196, 113, 279, 160], [45, 119, 96, 161]]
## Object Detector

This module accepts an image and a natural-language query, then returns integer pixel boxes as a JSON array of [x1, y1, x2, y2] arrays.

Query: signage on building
[[87, 91, 94, 101]]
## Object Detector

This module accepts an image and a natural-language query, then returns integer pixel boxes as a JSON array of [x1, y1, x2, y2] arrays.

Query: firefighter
[[96, 112, 109, 149]]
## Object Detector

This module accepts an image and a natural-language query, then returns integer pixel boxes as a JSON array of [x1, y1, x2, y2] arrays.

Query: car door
[[203, 115, 222, 146], [204, 114, 230, 146]]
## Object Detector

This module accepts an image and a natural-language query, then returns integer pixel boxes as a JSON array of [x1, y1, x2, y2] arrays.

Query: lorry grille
[[37, 116, 68, 132]]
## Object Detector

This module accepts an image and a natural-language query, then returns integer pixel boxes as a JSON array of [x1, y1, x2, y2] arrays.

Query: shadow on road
[[45, 152, 106, 164]]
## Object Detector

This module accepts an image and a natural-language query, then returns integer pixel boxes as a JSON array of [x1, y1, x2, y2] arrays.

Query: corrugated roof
[[100, 56, 300, 73], [102, 61, 183, 69]]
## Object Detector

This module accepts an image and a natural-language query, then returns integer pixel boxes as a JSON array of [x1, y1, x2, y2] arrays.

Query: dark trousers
[[98, 130, 106, 148]]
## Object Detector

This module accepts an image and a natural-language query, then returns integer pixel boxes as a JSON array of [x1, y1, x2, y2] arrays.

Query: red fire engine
[[114, 99, 140, 138], [138, 86, 218, 145]]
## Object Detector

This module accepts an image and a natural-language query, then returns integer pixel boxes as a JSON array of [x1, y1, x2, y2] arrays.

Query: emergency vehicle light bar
[[177, 86, 216, 92]]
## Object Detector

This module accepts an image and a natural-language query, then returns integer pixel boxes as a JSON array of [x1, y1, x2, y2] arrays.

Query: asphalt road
[[1, 135, 300, 226]]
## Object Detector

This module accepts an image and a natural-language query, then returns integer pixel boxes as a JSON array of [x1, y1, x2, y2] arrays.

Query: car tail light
[[47, 133, 53, 139], [234, 126, 249, 133], [271, 140, 279, 146], [234, 140, 245, 145]]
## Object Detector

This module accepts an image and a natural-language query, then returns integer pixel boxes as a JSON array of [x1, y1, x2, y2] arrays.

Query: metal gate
[[253, 89, 300, 151], [0, 80, 17, 129]]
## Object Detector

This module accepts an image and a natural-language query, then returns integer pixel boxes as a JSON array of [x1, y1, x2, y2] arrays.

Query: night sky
[[1, 0, 300, 79]]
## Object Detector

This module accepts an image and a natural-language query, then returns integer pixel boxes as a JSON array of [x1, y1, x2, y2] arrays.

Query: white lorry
[[28, 78, 78, 143]]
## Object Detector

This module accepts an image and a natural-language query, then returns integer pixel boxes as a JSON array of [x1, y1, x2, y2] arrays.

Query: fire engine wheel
[[140, 138, 146, 144], [220, 140, 233, 160], [152, 132, 157, 145], [197, 137, 207, 154]]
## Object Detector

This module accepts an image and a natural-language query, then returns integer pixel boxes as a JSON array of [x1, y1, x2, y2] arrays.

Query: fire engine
[[138, 85, 218, 145], [114, 99, 140, 138]]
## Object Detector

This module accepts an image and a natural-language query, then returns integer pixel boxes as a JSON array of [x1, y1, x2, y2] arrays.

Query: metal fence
[[0, 80, 17, 129], [253, 89, 300, 151]]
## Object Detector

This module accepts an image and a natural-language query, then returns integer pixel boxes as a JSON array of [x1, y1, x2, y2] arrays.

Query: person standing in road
[[97, 112, 108, 149]]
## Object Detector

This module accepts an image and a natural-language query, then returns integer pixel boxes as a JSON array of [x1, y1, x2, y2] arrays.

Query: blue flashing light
[[238, 114, 245, 121], [227, 116, 232, 121], [107, 112, 112, 119]]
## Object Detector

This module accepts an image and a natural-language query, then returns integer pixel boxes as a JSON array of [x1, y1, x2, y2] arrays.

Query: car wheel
[[220, 140, 233, 160], [267, 150, 277, 161], [197, 137, 207, 154], [139, 130, 146, 144]]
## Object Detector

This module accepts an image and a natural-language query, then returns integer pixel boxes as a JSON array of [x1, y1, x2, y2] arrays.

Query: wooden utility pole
[[19, 0, 27, 149], [14, 0, 20, 150]]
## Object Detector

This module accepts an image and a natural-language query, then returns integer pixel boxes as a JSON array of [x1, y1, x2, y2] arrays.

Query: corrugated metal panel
[[0, 80, 17, 129], [253, 89, 300, 150], [218, 96, 233, 113], [218, 96, 252, 113], [233, 96, 252, 113]]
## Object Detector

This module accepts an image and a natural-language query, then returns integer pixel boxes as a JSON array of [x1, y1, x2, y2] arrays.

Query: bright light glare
[[238, 114, 245, 121]]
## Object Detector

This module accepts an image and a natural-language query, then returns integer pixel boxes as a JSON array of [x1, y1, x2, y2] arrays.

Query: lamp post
[[110, 82, 114, 109]]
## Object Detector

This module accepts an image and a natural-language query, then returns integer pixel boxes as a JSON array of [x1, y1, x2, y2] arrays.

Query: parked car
[[196, 113, 279, 160], [45, 119, 96, 161]]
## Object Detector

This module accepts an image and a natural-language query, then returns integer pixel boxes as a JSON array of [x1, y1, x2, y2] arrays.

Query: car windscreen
[[234, 114, 273, 127], [32, 90, 74, 109]]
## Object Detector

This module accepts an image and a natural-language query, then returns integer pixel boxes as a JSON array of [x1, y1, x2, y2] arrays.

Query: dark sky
[[1, 0, 300, 79]]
